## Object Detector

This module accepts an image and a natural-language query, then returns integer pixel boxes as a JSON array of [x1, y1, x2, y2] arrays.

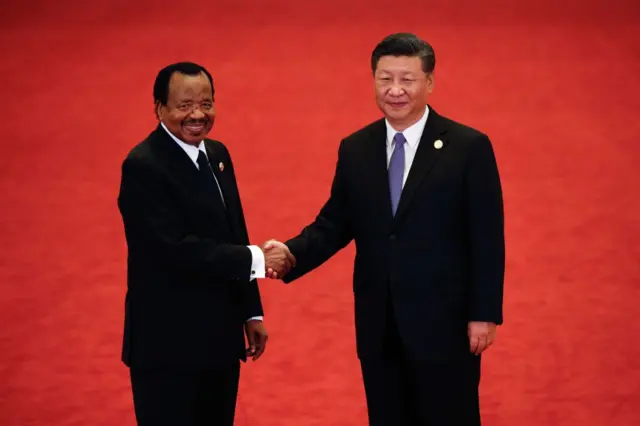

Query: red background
[[1, 0, 639, 424]]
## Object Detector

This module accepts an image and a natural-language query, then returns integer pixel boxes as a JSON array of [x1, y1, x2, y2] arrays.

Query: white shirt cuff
[[247, 245, 265, 280], [247, 316, 263, 322]]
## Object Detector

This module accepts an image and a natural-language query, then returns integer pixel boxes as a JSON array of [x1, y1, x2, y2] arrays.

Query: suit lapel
[[365, 120, 396, 227], [153, 126, 230, 227], [392, 109, 448, 225], [153, 125, 202, 184], [204, 143, 246, 241]]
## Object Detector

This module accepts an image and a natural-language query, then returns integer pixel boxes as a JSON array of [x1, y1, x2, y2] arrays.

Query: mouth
[[183, 121, 207, 133], [387, 101, 409, 109]]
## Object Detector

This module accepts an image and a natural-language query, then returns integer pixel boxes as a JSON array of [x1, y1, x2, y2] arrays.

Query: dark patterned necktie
[[196, 150, 226, 209]]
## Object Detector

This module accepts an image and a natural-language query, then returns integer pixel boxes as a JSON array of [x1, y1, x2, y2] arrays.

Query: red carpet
[[1, 1, 639, 424]]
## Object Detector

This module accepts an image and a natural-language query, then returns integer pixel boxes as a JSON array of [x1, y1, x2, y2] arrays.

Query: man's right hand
[[262, 240, 296, 279]]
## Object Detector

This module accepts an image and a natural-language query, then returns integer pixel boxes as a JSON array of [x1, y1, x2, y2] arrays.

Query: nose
[[388, 84, 405, 97], [189, 107, 205, 120]]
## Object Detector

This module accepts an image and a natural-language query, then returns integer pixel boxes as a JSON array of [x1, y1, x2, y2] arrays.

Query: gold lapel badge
[[218, 162, 224, 172], [434, 140, 443, 149]]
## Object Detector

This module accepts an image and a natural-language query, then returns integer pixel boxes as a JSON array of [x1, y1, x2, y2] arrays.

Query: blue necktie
[[388, 132, 406, 216]]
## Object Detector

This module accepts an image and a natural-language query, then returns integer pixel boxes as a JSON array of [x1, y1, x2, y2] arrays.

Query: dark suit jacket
[[117, 125, 263, 369], [283, 107, 505, 361]]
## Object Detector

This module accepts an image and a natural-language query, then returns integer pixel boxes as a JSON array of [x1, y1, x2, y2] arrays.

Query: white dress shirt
[[161, 122, 264, 321], [385, 106, 429, 186]]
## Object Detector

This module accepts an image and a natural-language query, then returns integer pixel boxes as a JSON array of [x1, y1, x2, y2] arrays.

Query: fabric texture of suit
[[283, 106, 505, 424], [117, 124, 262, 425]]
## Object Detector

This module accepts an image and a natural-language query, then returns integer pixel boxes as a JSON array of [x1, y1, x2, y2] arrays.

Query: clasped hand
[[262, 239, 296, 279]]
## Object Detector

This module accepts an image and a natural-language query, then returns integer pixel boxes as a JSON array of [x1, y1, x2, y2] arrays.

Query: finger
[[246, 334, 256, 355], [253, 341, 265, 361], [251, 341, 259, 360], [286, 251, 296, 267], [252, 341, 262, 360], [469, 335, 479, 353], [263, 240, 275, 250], [476, 335, 488, 355]]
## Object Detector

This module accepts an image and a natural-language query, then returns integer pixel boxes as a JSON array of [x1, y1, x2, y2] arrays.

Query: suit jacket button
[[389, 234, 396, 240]]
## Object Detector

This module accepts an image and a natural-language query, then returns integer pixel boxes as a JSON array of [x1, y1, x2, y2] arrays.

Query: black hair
[[153, 62, 214, 107], [371, 33, 435, 74]]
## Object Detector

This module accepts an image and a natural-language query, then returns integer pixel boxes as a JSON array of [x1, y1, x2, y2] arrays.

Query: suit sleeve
[[117, 155, 252, 283], [283, 139, 354, 283], [466, 134, 505, 324], [220, 147, 264, 319]]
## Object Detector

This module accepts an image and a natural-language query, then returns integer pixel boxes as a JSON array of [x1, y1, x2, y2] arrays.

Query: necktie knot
[[393, 132, 406, 145], [197, 150, 209, 170]]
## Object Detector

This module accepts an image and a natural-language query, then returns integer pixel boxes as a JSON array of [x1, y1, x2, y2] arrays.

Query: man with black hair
[[266, 33, 505, 425], [117, 62, 294, 426]]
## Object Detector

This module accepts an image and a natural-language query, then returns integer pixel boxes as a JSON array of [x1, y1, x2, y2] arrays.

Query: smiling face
[[157, 71, 215, 145], [373, 55, 434, 131]]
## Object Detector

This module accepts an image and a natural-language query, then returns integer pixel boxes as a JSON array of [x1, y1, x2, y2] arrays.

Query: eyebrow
[[377, 71, 417, 76], [176, 97, 214, 102]]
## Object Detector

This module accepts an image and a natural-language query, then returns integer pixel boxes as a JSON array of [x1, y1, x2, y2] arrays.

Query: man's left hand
[[245, 320, 268, 361], [468, 321, 497, 355]]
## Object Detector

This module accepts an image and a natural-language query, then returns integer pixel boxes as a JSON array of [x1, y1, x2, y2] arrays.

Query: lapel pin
[[434, 140, 443, 149], [218, 162, 224, 172]]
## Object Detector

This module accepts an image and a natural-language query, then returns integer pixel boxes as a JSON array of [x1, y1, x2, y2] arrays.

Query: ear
[[426, 72, 435, 94], [155, 101, 163, 120]]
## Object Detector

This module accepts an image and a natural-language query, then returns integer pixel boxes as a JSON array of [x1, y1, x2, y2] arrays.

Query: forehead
[[376, 55, 424, 74], [168, 72, 213, 98]]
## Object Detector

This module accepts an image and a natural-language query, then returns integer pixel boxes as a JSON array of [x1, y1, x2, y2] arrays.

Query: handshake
[[261, 240, 296, 279]]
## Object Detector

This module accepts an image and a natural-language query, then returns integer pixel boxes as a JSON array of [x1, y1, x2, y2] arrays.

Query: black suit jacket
[[117, 125, 263, 369], [283, 107, 505, 361]]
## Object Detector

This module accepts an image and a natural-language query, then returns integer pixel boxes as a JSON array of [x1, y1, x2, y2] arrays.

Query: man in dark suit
[[265, 33, 505, 425], [117, 62, 293, 426]]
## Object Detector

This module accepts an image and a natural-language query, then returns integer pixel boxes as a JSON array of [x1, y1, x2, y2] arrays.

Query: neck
[[386, 107, 426, 132], [159, 121, 201, 147], [387, 116, 419, 132]]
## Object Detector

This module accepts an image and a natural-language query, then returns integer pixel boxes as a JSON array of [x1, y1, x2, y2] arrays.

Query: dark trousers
[[129, 361, 240, 426], [360, 307, 482, 426]]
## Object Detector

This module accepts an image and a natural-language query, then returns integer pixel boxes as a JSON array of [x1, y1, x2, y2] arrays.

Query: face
[[374, 55, 433, 130], [157, 71, 215, 145]]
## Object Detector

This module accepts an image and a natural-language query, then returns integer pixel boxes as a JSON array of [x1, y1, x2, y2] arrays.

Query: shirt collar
[[385, 106, 430, 150], [160, 121, 207, 165]]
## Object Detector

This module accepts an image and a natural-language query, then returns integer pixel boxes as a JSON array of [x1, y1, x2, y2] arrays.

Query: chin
[[180, 133, 205, 144], [385, 108, 409, 121], [182, 128, 211, 142]]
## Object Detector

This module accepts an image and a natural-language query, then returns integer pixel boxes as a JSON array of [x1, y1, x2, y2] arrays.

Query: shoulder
[[433, 111, 499, 166], [343, 118, 385, 143], [441, 114, 487, 139], [339, 118, 386, 153], [121, 127, 172, 176], [204, 138, 237, 172], [122, 130, 157, 168], [436, 111, 491, 150], [204, 138, 230, 157]]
